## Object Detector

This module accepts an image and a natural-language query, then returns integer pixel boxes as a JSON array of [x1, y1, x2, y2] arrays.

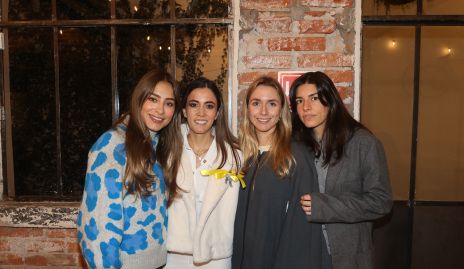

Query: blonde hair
[[239, 76, 294, 177]]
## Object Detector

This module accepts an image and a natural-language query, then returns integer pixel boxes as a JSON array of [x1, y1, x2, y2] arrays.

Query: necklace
[[187, 134, 213, 161]]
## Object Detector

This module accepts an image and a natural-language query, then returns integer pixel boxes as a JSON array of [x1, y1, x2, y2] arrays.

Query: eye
[[166, 101, 175, 107], [188, 102, 198, 108], [206, 103, 216, 110], [147, 96, 157, 103], [269, 101, 278, 107], [310, 95, 319, 102], [295, 98, 303, 105], [250, 101, 260, 107]]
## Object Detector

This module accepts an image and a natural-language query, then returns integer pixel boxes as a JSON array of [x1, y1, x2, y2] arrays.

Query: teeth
[[257, 118, 270, 123], [150, 115, 163, 122], [194, 120, 208, 124]]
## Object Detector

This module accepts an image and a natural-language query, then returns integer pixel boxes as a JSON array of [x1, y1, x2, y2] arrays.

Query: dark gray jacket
[[307, 129, 393, 269]]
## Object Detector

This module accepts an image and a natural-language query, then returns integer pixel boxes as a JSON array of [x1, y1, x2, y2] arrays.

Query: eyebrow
[[150, 92, 175, 102], [296, 92, 318, 98]]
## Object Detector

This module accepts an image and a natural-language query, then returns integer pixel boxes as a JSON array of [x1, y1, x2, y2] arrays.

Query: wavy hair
[[240, 76, 294, 177], [115, 69, 182, 205]]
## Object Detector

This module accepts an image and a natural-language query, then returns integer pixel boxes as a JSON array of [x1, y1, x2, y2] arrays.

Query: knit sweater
[[77, 121, 168, 269]]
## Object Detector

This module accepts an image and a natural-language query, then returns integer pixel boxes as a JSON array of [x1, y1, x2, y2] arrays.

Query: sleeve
[[77, 131, 125, 269], [307, 136, 393, 224]]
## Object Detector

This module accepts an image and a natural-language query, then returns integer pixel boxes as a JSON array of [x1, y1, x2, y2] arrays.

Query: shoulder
[[348, 128, 381, 147], [89, 124, 126, 154], [290, 141, 312, 159]]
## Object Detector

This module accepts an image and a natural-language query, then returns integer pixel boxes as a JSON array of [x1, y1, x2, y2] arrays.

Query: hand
[[300, 194, 312, 215]]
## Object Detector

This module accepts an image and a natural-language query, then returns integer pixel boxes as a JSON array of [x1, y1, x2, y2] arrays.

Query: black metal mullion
[[110, 0, 118, 121], [170, 0, 176, 80]]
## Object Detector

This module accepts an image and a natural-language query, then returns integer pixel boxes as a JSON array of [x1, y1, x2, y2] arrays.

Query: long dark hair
[[179, 77, 241, 171], [115, 69, 182, 204], [240, 76, 294, 176], [289, 71, 366, 165]]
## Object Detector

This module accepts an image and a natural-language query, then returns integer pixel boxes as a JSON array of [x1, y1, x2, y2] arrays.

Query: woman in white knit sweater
[[165, 77, 242, 269]]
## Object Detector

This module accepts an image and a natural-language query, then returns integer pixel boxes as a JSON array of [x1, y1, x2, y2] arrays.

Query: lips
[[256, 118, 272, 123], [149, 114, 164, 123], [193, 120, 208, 125]]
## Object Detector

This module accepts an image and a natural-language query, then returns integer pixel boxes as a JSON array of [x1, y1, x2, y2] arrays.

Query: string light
[[146, 35, 150, 41], [168, 46, 171, 50], [134, 6, 138, 12], [59, 29, 63, 35], [159, 46, 162, 50]]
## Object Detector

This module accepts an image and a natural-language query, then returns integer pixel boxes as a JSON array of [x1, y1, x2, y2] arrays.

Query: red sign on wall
[[278, 71, 305, 97]]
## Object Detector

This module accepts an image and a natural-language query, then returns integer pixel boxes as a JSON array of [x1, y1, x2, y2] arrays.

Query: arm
[[303, 136, 393, 224], [78, 132, 125, 269]]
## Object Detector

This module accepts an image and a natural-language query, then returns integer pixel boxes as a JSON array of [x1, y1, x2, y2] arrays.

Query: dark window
[[1, 0, 232, 200]]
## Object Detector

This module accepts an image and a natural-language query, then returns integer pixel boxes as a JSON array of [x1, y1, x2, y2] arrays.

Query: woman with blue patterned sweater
[[77, 69, 183, 269]]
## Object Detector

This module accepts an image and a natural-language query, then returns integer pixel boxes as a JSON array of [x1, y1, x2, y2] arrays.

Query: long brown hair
[[240, 76, 294, 177], [115, 69, 182, 203], [180, 77, 241, 171]]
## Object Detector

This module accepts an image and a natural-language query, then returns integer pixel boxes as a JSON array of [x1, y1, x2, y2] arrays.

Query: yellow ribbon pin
[[201, 169, 246, 189]]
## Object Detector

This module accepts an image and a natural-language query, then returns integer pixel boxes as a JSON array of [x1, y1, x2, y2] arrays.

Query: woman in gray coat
[[289, 71, 393, 269]]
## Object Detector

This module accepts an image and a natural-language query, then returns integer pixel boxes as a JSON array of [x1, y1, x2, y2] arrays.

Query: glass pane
[[9, 28, 57, 196], [9, 0, 51, 20], [116, 26, 171, 114], [362, 0, 416, 16], [176, 0, 230, 18], [59, 27, 112, 197], [416, 26, 464, 201], [423, 0, 464, 15], [57, 0, 110, 20], [361, 26, 415, 200], [176, 25, 229, 103], [116, 0, 169, 19]]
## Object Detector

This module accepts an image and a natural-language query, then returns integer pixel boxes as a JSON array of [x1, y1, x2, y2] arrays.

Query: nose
[[303, 99, 311, 111], [155, 102, 165, 115], [260, 104, 268, 115], [197, 106, 206, 116]]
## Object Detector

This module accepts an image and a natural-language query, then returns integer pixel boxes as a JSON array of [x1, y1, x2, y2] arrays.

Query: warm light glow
[[159, 46, 162, 50], [207, 48, 211, 53], [134, 5, 138, 12], [443, 47, 453, 56], [146, 35, 150, 41], [59, 29, 63, 35], [168, 46, 171, 50], [389, 39, 396, 49]]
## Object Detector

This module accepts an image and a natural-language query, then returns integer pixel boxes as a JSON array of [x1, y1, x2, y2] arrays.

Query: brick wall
[[238, 0, 356, 113], [0, 227, 86, 269]]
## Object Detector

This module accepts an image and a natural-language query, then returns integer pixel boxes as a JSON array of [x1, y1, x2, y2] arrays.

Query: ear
[[182, 108, 187, 118]]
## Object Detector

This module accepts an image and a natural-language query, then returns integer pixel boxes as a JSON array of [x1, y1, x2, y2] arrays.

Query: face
[[294, 83, 329, 139], [247, 85, 282, 145], [183, 87, 218, 135], [141, 80, 176, 132]]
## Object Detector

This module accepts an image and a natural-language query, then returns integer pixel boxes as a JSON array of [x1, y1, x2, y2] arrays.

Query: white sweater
[[166, 125, 241, 263]]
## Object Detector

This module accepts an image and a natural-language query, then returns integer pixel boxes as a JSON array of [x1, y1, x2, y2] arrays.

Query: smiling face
[[140, 80, 176, 132], [183, 87, 218, 136], [294, 83, 329, 140], [247, 85, 282, 145]]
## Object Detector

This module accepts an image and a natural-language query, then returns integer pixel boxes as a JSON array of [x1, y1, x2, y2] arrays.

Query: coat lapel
[[325, 157, 344, 193]]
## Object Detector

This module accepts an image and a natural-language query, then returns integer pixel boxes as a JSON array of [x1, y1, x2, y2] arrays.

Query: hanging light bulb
[[134, 5, 138, 12], [168, 46, 171, 50], [146, 35, 151, 41], [59, 29, 63, 35], [159, 46, 162, 50]]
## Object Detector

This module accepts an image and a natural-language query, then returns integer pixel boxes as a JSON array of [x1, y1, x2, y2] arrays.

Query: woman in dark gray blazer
[[289, 71, 393, 269]]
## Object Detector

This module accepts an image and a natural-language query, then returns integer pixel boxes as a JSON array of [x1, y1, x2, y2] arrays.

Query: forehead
[[151, 81, 174, 98], [296, 83, 318, 96], [250, 85, 280, 100], [187, 87, 217, 102]]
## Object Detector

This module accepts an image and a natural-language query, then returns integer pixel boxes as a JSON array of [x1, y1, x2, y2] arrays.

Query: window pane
[[361, 26, 415, 200], [362, 0, 416, 16], [423, 0, 464, 15], [9, 0, 51, 20], [116, 0, 169, 19], [176, 0, 230, 18], [59, 28, 112, 197], [176, 25, 229, 102], [9, 28, 57, 196], [416, 26, 464, 201], [116, 26, 171, 114], [57, 0, 110, 20]]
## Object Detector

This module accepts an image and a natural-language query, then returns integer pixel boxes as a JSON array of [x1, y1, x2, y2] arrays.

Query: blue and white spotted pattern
[[77, 120, 168, 269]]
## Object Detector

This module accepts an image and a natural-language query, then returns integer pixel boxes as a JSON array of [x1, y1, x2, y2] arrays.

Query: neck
[[257, 132, 273, 147], [314, 128, 324, 142], [187, 131, 214, 148]]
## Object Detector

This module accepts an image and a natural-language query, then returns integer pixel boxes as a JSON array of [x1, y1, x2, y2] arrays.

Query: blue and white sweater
[[77, 121, 168, 269]]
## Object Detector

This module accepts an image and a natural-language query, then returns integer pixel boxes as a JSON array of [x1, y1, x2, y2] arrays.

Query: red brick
[[24, 255, 48, 266], [304, 11, 328, 17], [26, 240, 66, 253], [256, 16, 292, 33], [300, 0, 353, 7], [67, 241, 81, 253], [241, 0, 290, 9], [267, 37, 325, 51], [0, 227, 44, 238], [239, 71, 278, 85], [242, 55, 292, 69], [298, 19, 336, 34], [46, 254, 77, 266], [297, 53, 353, 67], [325, 70, 353, 84], [0, 253, 24, 265], [337, 86, 354, 100], [46, 228, 77, 238], [0, 240, 10, 251]]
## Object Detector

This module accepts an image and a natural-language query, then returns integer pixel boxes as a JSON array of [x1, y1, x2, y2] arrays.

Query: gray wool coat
[[307, 128, 393, 269]]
